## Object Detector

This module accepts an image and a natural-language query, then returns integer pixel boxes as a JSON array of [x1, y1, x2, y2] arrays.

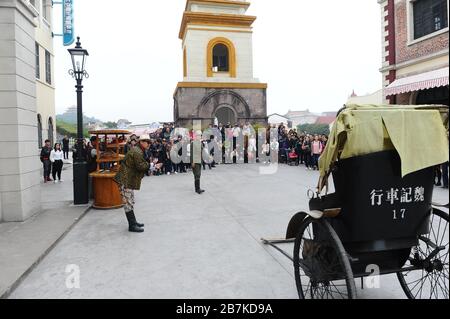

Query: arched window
[[37, 114, 43, 148], [213, 44, 229, 72], [48, 117, 54, 145], [207, 37, 236, 78]]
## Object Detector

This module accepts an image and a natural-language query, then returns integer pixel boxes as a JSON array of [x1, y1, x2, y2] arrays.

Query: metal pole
[[73, 76, 89, 205], [76, 78, 83, 161]]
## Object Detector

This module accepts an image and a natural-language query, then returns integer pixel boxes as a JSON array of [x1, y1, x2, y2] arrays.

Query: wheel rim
[[294, 218, 354, 299], [398, 210, 449, 299]]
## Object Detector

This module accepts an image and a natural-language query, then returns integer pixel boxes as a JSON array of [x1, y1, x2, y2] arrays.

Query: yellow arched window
[[207, 37, 236, 78]]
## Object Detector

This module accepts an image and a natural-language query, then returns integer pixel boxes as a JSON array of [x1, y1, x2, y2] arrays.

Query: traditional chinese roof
[[315, 116, 336, 125]]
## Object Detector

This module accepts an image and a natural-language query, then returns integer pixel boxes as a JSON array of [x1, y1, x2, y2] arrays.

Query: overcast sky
[[53, 0, 382, 124]]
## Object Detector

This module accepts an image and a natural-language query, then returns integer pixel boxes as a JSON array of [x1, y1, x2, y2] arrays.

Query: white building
[[174, 0, 268, 127], [181, 0, 259, 84], [0, 0, 55, 222], [34, 0, 56, 148], [284, 110, 319, 128], [268, 113, 291, 128], [117, 119, 132, 130], [347, 89, 383, 105]]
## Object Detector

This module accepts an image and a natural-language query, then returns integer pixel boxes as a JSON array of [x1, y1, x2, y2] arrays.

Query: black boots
[[195, 180, 205, 194], [126, 211, 144, 233]]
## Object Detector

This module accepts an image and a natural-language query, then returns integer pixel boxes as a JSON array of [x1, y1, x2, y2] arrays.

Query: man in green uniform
[[191, 131, 205, 194], [114, 134, 151, 233]]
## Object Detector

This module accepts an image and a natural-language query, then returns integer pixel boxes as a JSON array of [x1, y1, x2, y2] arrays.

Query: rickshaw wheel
[[293, 217, 356, 299], [397, 209, 449, 299]]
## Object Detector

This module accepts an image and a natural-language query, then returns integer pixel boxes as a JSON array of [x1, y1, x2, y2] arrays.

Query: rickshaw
[[263, 104, 449, 299]]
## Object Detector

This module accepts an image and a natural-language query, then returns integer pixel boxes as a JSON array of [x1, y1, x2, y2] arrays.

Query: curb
[[0, 205, 92, 299]]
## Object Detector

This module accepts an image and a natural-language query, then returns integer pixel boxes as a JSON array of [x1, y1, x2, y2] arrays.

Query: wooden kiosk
[[89, 129, 131, 209]]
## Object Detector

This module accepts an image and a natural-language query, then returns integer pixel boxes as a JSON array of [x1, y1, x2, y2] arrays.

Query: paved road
[[9, 163, 449, 299]]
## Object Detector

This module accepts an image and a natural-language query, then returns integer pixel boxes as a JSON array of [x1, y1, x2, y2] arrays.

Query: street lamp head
[[68, 36, 89, 80]]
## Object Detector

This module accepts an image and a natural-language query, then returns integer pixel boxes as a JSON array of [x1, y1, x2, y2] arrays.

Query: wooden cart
[[89, 129, 131, 209]]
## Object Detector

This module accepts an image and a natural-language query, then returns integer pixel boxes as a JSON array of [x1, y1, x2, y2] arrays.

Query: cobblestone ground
[[9, 163, 449, 299]]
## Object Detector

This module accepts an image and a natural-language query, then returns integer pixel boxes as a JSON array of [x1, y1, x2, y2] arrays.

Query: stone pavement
[[6, 163, 449, 299], [0, 162, 89, 298]]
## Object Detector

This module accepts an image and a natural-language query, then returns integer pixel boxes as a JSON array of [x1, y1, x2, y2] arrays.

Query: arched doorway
[[215, 106, 236, 125], [415, 86, 449, 106], [48, 117, 54, 145], [198, 90, 250, 124]]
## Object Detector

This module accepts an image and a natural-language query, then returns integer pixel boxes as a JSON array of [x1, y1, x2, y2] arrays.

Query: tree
[[56, 120, 89, 138], [297, 124, 330, 136], [103, 121, 118, 129]]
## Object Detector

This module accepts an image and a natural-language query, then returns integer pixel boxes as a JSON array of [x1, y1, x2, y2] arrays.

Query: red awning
[[385, 67, 449, 96]]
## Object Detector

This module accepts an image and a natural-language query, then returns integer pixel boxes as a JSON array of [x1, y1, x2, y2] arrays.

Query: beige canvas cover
[[319, 104, 449, 190]]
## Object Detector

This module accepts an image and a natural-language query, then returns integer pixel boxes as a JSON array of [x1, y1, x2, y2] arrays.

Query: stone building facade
[[174, 0, 267, 128], [379, 0, 449, 105], [0, 0, 55, 222], [0, 0, 41, 222], [34, 0, 56, 149]]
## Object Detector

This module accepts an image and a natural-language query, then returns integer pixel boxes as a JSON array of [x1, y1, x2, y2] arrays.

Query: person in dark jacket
[[40, 139, 52, 182], [162, 140, 172, 175], [191, 131, 205, 194], [302, 136, 312, 169], [175, 136, 187, 173], [62, 136, 70, 160], [114, 134, 151, 233], [72, 139, 88, 161]]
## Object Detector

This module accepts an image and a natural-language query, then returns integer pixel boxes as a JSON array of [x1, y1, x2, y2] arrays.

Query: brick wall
[[395, 0, 449, 64]]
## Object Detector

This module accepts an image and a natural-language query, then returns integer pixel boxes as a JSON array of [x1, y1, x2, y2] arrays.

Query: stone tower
[[174, 0, 268, 127]]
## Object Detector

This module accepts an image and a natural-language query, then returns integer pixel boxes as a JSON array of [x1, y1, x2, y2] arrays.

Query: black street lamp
[[68, 37, 89, 205]]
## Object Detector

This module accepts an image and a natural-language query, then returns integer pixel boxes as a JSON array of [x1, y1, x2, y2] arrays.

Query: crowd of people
[[39, 122, 449, 190], [123, 129, 218, 177], [114, 122, 330, 177], [273, 123, 328, 170]]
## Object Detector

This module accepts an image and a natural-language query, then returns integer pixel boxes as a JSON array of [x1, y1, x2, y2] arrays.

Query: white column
[[0, 0, 41, 222]]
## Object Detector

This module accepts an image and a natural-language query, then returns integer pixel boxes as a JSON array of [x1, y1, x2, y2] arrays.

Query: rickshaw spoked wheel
[[397, 209, 449, 299], [293, 217, 357, 299]]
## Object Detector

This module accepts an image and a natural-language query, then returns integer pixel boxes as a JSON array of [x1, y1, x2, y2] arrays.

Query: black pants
[[164, 160, 172, 174], [43, 160, 51, 179], [442, 162, 449, 187], [52, 160, 63, 181], [304, 153, 312, 168], [298, 151, 304, 164], [193, 164, 201, 182], [177, 162, 186, 173], [202, 161, 212, 170], [435, 165, 442, 185], [63, 150, 69, 159]]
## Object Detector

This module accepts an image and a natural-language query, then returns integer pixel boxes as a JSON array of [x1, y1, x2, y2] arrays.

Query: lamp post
[[68, 37, 89, 205]]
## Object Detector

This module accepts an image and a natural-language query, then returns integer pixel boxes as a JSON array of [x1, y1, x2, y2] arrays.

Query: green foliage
[[103, 121, 118, 129], [56, 120, 89, 138], [297, 124, 330, 136], [56, 111, 100, 125]]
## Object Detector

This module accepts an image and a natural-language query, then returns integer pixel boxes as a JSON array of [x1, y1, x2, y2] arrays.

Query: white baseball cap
[[139, 134, 151, 142]]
